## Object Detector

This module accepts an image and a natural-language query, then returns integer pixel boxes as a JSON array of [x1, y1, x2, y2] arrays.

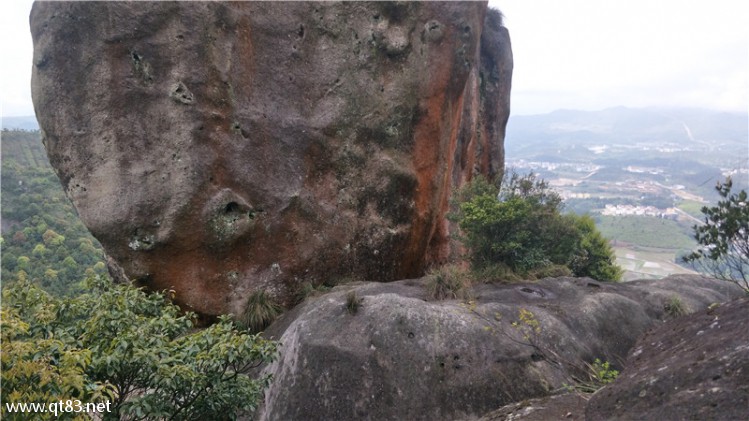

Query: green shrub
[[568, 358, 620, 394], [1, 277, 278, 420], [453, 172, 621, 282]]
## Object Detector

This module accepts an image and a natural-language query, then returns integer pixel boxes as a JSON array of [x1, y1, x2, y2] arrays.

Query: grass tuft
[[664, 295, 689, 317], [345, 290, 363, 315], [426, 264, 473, 300], [241, 290, 283, 333]]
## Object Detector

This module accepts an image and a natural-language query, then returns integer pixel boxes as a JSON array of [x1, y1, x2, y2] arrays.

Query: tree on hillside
[[683, 178, 749, 292]]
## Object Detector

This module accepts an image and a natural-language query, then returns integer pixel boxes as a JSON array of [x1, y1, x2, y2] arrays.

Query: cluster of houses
[[601, 204, 679, 220]]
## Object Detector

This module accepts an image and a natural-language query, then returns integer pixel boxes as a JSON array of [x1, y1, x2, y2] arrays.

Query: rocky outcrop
[[256, 275, 743, 420], [30, 2, 512, 319], [478, 290, 749, 421], [586, 296, 749, 421]]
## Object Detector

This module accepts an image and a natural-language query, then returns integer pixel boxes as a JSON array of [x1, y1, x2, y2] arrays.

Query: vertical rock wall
[[30, 1, 512, 318]]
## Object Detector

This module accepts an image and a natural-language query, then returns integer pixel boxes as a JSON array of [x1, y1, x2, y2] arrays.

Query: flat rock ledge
[[255, 274, 743, 421]]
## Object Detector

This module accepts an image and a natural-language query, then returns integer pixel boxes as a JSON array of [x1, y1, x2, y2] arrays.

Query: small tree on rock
[[454, 172, 621, 282], [683, 178, 749, 292]]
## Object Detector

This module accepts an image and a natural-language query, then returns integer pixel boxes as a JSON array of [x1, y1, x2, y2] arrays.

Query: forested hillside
[[1, 129, 109, 296]]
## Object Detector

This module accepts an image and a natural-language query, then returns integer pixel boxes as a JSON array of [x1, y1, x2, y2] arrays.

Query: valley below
[[505, 106, 748, 280]]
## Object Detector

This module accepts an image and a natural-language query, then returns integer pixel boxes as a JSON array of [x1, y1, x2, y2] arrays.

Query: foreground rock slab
[[586, 296, 749, 420], [31, 2, 512, 319], [257, 275, 743, 420]]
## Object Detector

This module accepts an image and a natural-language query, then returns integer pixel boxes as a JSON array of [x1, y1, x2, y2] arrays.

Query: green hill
[[1, 129, 50, 168], [1, 129, 109, 296]]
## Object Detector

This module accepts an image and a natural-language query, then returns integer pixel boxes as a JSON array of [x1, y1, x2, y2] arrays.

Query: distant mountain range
[[509, 107, 747, 142], [2, 116, 39, 131], [506, 107, 748, 166], [3, 107, 747, 156]]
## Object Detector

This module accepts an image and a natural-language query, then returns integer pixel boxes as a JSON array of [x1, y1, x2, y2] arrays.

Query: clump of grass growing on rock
[[241, 290, 282, 333], [294, 281, 331, 304], [664, 296, 689, 317], [426, 264, 472, 300], [470, 263, 524, 284], [345, 290, 363, 315], [527, 264, 573, 280]]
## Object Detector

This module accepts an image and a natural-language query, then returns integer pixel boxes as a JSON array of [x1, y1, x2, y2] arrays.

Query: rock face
[[30, 2, 512, 318], [586, 296, 749, 421], [256, 275, 743, 420]]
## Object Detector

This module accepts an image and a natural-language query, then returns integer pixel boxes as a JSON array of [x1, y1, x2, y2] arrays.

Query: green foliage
[[596, 215, 697, 250], [589, 358, 619, 385], [426, 264, 472, 300], [565, 358, 620, 394], [511, 308, 542, 342], [454, 173, 621, 281], [1, 292, 112, 421], [683, 178, 749, 292], [567, 215, 623, 282], [240, 290, 283, 333], [527, 264, 573, 279], [1, 277, 278, 420], [1, 130, 108, 297], [470, 262, 524, 283]]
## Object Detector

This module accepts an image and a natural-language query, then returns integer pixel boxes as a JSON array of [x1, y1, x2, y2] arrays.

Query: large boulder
[[256, 275, 744, 420], [30, 2, 513, 319]]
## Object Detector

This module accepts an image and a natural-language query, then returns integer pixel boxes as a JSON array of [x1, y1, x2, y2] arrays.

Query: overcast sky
[[492, 0, 748, 114], [1, 0, 748, 117]]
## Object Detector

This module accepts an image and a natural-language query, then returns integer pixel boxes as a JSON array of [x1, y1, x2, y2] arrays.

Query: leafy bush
[[683, 178, 749, 292], [1, 277, 278, 420], [454, 173, 621, 281]]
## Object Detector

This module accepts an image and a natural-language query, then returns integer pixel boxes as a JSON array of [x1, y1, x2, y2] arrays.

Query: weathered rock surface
[[586, 296, 749, 420], [477, 393, 587, 421], [30, 2, 512, 319], [256, 275, 743, 420]]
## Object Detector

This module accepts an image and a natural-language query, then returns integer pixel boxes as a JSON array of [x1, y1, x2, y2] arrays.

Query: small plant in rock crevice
[[294, 281, 331, 304], [241, 290, 283, 333], [568, 358, 620, 394], [345, 290, 363, 315], [664, 295, 689, 317]]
